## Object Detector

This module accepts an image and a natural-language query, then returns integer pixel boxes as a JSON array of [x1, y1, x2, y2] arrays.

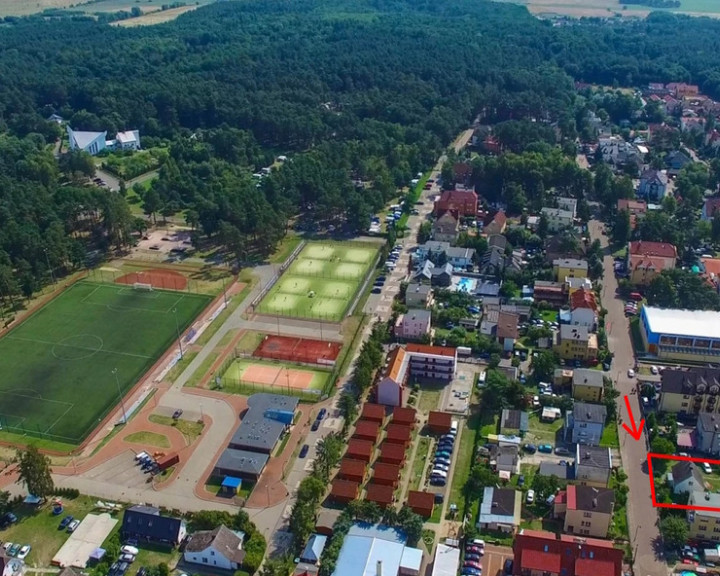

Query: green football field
[[257, 241, 378, 321], [0, 281, 211, 444]]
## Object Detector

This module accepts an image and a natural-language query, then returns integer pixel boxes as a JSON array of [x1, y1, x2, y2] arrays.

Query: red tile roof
[[566, 484, 576, 510], [379, 442, 406, 463], [385, 424, 412, 444], [330, 479, 359, 500], [385, 347, 407, 383], [520, 550, 561, 573], [347, 439, 374, 460], [392, 406, 416, 426], [372, 463, 401, 483], [407, 490, 435, 511], [361, 403, 386, 422], [353, 420, 380, 441], [428, 411, 452, 429], [365, 483, 394, 506], [497, 311, 519, 339], [617, 199, 647, 213], [575, 559, 617, 576], [339, 458, 366, 480], [405, 343, 456, 358], [629, 240, 677, 259], [570, 289, 597, 312]]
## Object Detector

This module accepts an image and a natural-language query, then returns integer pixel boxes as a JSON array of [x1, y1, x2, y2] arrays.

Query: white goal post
[[132, 282, 153, 291]]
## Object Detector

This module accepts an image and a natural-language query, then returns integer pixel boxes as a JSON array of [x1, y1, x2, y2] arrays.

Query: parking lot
[[80, 451, 153, 489], [482, 544, 513, 576], [442, 364, 475, 414]]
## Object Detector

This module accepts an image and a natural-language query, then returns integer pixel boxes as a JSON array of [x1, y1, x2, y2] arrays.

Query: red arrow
[[622, 395, 645, 441]]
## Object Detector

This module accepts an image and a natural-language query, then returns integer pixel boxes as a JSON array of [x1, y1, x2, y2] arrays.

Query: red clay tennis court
[[253, 335, 342, 365], [241, 362, 315, 390], [115, 269, 188, 291]]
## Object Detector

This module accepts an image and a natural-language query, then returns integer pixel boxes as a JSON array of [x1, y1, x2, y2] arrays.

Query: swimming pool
[[455, 276, 477, 293]]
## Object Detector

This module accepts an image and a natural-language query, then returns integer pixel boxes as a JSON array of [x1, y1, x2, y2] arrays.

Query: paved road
[[589, 220, 666, 576]]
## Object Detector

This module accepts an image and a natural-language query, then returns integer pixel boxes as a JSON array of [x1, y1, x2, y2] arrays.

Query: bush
[[54, 487, 80, 498]]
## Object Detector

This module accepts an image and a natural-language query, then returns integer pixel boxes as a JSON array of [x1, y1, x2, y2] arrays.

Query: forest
[[4, 0, 720, 301]]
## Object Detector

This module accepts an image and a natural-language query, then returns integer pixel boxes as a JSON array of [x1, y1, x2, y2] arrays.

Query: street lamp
[[173, 308, 184, 359], [112, 368, 128, 424]]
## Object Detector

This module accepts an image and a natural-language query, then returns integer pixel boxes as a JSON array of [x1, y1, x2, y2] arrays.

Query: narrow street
[[589, 220, 667, 576]]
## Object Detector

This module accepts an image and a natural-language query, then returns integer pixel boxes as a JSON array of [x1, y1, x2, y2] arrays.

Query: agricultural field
[[493, 0, 720, 18], [256, 241, 378, 322], [0, 281, 210, 446]]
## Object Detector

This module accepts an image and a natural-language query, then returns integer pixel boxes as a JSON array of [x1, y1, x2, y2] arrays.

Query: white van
[[478, 371, 487, 385], [134, 451, 149, 462], [450, 420, 459, 435], [385, 261, 396, 269]]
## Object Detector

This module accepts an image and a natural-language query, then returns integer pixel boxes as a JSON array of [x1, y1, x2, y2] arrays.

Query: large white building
[[66, 126, 141, 155], [640, 306, 720, 362]]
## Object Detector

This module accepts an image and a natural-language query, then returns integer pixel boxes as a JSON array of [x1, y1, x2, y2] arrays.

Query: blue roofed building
[[300, 534, 328, 565], [229, 393, 299, 454], [332, 523, 423, 576]]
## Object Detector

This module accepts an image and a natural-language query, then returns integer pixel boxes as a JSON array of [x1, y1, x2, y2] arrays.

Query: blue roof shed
[[300, 534, 327, 564]]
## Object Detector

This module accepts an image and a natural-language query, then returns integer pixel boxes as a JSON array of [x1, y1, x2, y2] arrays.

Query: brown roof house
[[346, 439, 374, 463], [497, 311, 519, 352], [353, 420, 380, 443], [434, 189, 478, 218], [365, 483, 395, 508], [407, 491, 435, 518], [428, 411, 453, 434], [379, 442, 406, 465], [360, 403, 386, 424], [338, 458, 367, 484], [385, 424, 412, 447], [372, 463, 402, 487], [330, 479, 360, 504], [183, 525, 246, 571], [628, 241, 677, 286], [391, 406, 417, 428]]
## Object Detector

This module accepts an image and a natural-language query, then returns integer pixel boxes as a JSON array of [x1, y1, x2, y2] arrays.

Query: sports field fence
[[86, 267, 205, 294]]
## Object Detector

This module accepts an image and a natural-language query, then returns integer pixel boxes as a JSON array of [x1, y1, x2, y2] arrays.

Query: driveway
[[589, 219, 666, 576]]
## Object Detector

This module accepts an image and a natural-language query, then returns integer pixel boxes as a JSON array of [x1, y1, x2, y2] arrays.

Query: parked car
[[8, 544, 20, 557], [121, 546, 139, 556], [299, 444, 309, 458], [2, 543, 13, 553], [465, 546, 483, 555], [371, 288, 382, 294], [0, 513, 17, 528], [311, 420, 320, 431], [435, 450, 451, 458], [435, 457, 451, 466], [67, 520, 80, 533], [429, 477, 446, 486], [554, 447, 570, 456], [59, 515, 74, 530], [438, 442, 454, 451], [136, 568, 147, 576], [518, 475, 525, 487], [465, 553, 482, 562], [526, 489, 535, 504], [17, 545, 31, 560], [627, 368, 635, 378], [120, 554, 136, 563], [317, 408, 327, 420], [464, 561, 483, 570], [434, 463, 450, 472], [538, 444, 553, 453], [172, 409, 183, 420], [704, 462, 713, 474], [504, 559, 514, 575], [523, 443, 537, 454]]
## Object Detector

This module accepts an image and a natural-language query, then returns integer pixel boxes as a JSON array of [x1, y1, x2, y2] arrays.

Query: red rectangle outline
[[648, 452, 720, 512]]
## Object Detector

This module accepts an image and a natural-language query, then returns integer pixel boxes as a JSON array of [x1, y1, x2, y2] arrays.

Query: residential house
[[183, 525, 245, 571], [572, 369, 604, 403], [372, 463, 402, 487], [617, 199, 648, 229], [432, 213, 459, 243], [566, 277, 593, 297], [553, 259, 589, 283], [668, 82, 699, 97], [407, 491, 435, 519], [415, 241, 450, 262], [555, 485, 615, 539], [703, 197, 720, 221], [637, 169, 669, 201], [545, 230, 586, 264], [484, 211, 507, 235], [681, 116, 706, 134], [670, 460, 704, 495], [365, 483, 395, 508], [687, 492, 720, 542], [405, 283, 433, 308], [534, 280, 568, 309], [453, 163, 473, 185], [477, 487, 521, 533], [667, 150, 693, 176], [391, 406, 417, 428], [47, 113, 64, 124], [554, 325, 598, 362], [434, 189, 478, 218], [565, 402, 606, 446], [598, 135, 640, 165], [300, 534, 327, 566], [346, 439, 374, 463], [500, 409, 529, 436], [67, 126, 107, 156], [697, 413, 720, 455], [570, 289, 598, 330], [497, 312, 519, 352], [385, 424, 412, 447], [360, 403, 386, 424], [488, 234, 508, 252], [662, 95, 682, 116], [557, 197, 578, 218], [628, 241, 677, 286], [512, 529, 624, 576], [446, 247, 476, 268], [379, 442, 406, 466], [113, 130, 141, 151], [659, 368, 720, 415], [428, 411, 453, 434], [575, 445, 612, 488], [538, 461, 574, 482], [702, 257, 720, 293], [480, 246, 508, 277], [394, 309, 432, 341], [329, 479, 360, 504], [541, 208, 574, 232], [121, 505, 186, 546], [493, 445, 520, 478], [339, 458, 367, 484], [353, 421, 380, 443], [412, 260, 453, 287], [480, 309, 499, 336]]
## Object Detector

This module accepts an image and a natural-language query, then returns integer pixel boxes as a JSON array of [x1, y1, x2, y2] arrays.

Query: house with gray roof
[[500, 409, 528, 436], [575, 445, 612, 487], [184, 525, 245, 570], [477, 487, 521, 533], [229, 393, 298, 454], [697, 412, 720, 455], [670, 460, 704, 495], [564, 402, 606, 446], [213, 448, 269, 481], [405, 283, 433, 308]]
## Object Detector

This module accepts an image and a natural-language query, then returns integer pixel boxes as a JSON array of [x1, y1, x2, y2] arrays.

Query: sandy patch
[[114, 5, 198, 26]]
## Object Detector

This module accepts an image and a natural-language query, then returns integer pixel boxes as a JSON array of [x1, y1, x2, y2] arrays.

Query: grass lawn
[[600, 422, 620, 448], [186, 351, 222, 388], [475, 528, 514, 547], [0, 495, 105, 567], [206, 479, 254, 499], [428, 503, 443, 524], [422, 528, 435, 551], [134, 542, 180, 569], [410, 437, 431, 492], [193, 282, 253, 347], [268, 234, 303, 264], [123, 430, 170, 448], [0, 281, 210, 446], [479, 413, 499, 439], [525, 413, 563, 445], [235, 330, 265, 353], [448, 411, 481, 516], [540, 310, 558, 323], [274, 431, 291, 457], [418, 385, 444, 412], [148, 414, 204, 444], [256, 241, 377, 321]]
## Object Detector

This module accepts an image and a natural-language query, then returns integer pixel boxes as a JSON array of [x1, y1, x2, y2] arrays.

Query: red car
[[464, 561, 483, 570]]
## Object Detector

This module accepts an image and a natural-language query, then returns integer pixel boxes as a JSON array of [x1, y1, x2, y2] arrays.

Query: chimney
[[376, 561, 382, 576]]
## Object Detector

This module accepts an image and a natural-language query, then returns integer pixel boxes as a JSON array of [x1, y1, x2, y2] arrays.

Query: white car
[[651, 365, 659, 375], [17, 545, 30, 560], [627, 369, 635, 378], [526, 489, 535, 504], [704, 462, 713, 474]]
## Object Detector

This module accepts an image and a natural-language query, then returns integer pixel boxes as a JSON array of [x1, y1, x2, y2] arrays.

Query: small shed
[[372, 463, 401, 487], [385, 424, 412, 446], [360, 403, 386, 424], [330, 479, 359, 504], [339, 458, 367, 484], [365, 483, 394, 508], [407, 491, 435, 518], [315, 509, 341, 536], [221, 476, 242, 495], [379, 442, 406, 465], [353, 420, 381, 443], [428, 411, 452, 434], [300, 534, 327, 565], [392, 406, 417, 428], [346, 439, 374, 463]]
